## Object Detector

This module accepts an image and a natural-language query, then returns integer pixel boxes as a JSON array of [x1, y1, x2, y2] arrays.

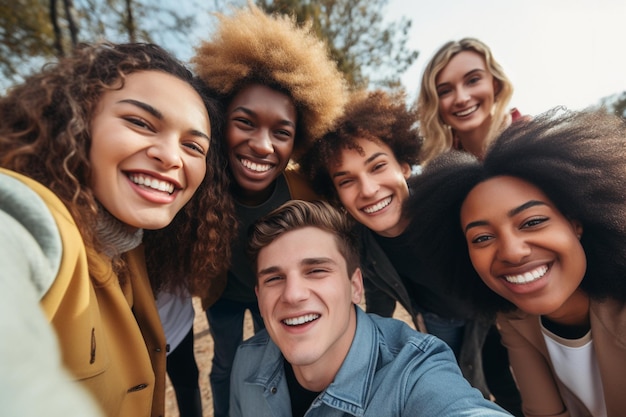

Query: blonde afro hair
[[192, 3, 347, 157]]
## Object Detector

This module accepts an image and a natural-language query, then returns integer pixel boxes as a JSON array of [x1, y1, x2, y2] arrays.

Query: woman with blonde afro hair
[[192, 3, 347, 158], [167, 4, 348, 417]]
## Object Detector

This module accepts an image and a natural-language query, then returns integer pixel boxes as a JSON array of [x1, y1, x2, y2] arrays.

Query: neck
[[291, 307, 357, 392], [455, 123, 491, 159], [233, 181, 276, 207], [544, 288, 590, 328], [95, 207, 143, 258]]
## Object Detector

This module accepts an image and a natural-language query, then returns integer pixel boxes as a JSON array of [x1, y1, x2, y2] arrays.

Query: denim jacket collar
[[245, 307, 377, 415]]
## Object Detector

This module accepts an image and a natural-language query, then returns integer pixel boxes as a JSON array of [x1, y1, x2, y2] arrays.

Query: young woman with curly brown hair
[[0, 42, 233, 417], [302, 88, 503, 399]]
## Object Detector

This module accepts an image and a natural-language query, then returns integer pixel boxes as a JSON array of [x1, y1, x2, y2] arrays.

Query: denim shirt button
[[270, 386, 277, 394]]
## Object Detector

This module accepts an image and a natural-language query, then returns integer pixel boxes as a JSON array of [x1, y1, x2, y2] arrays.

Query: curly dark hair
[[405, 107, 626, 317], [0, 41, 236, 294], [302, 89, 421, 203]]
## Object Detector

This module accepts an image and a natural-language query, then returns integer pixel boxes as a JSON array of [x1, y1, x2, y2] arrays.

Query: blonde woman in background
[[417, 37, 519, 165]]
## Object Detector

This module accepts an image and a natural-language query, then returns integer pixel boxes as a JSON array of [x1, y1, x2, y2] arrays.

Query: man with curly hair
[[184, 4, 347, 416]]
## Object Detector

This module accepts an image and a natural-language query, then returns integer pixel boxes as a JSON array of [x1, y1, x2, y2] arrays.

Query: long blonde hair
[[417, 38, 513, 165]]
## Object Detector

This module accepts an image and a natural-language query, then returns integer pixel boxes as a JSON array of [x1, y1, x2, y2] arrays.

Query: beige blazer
[[497, 299, 626, 417]]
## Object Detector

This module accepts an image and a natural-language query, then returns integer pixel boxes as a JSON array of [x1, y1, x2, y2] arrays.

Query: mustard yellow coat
[[4, 169, 167, 417]]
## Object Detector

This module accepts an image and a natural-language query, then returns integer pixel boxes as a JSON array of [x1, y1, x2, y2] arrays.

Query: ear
[[350, 267, 364, 304], [570, 219, 583, 239], [493, 78, 502, 98], [401, 162, 412, 180], [255, 285, 259, 298]]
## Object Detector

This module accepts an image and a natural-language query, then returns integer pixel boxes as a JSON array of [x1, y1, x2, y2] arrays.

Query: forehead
[[98, 70, 210, 126], [437, 50, 488, 82], [228, 83, 296, 114], [257, 227, 345, 268], [330, 137, 396, 170], [461, 176, 552, 219]]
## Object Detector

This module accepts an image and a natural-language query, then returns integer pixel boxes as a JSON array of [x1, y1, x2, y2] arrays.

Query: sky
[[385, 0, 626, 115], [180, 0, 626, 116]]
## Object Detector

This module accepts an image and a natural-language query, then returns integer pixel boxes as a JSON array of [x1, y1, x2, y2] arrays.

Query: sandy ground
[[164, 298, 414, 417]]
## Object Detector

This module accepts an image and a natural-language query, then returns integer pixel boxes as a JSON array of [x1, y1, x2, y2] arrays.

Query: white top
[[542, 324, 606, 417], [156, 290, 194, 354]]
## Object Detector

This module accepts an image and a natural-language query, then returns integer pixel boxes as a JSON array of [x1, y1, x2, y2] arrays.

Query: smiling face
[[436, 51, 498, 149], [329, 138, 411, 237], [255, 226, 362, 390], [460, 176, 587, 322], [225, 83, 297, 205], [89, 70, 210, 230]]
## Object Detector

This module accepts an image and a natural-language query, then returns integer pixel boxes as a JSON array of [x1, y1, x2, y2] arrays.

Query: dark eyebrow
[[119, 99, 210, 141], [508, 200, 547, 217], [258, 265, 280, 277], [118, 99, 162, 119], [331, 152, 387, 179], [301, 257, 336, 267], [257, 257, 337, 280], [231, 106, 296, 128], [464, 200, 548, 233]]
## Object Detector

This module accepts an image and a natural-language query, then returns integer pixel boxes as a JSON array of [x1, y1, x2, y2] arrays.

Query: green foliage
[[257, 0, 418, 89], [0, 0, 217, 91], [0, 0, 56, 82]]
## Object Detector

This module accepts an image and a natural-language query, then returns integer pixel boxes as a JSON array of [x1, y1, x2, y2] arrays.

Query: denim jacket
[[357, 224, 492, 396], [230, 307, 510, 416]]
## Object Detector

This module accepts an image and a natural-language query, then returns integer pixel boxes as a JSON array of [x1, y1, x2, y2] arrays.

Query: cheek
[[337, 189, 358, 217], [468, 247, 492, 279], [187, 161, 207, 192], [567, 239, 587, 284], [225, 126, 242, 151], [277, 140, 295, 162]]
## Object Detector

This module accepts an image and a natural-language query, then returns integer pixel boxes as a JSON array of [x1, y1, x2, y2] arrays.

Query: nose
[[359, 175, 379, 198], [497, 233, 532, 265], [281, 275, 309, 304], [249, 129, 273, 156], [453, 87, 471, 106], [146, 136, 183, 169]]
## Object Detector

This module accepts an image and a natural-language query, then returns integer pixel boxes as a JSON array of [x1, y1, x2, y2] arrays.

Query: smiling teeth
[[129, 174, 175, 194], [503, 265, 549, 284], [241, 158, 272, 172], [363, 197, 392, 214], [283, 314, 320, 326], [455, 105, 478, 117]]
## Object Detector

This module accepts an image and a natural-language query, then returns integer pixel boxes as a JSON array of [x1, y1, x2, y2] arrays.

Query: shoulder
[[233, 330, 276, 367], [232, 329, 282, 381], [591, 298, 626, 335], [366, 312, 439, 355]]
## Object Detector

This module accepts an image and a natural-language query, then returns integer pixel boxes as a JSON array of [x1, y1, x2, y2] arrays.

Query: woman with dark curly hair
[[188, 4, 347, 416], [0, 42, 233, 417], [406, 108, 626, 416], [303, 88, 497, 397]]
